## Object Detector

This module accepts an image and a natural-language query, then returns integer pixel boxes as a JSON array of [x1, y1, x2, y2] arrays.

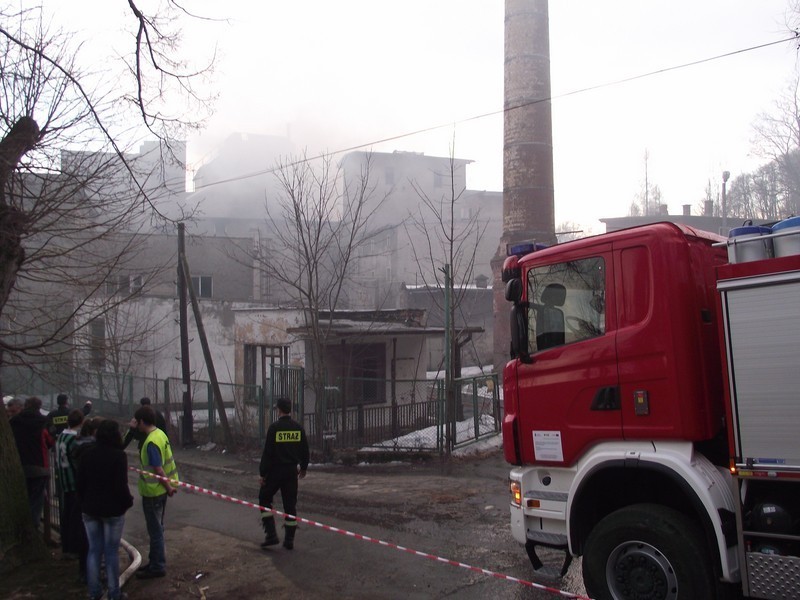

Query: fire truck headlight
[[509, 478, 522, 507]]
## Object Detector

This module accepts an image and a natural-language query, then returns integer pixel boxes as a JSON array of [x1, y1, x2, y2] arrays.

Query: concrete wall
[[100, 232, 256, 302], [400, 285, 493, 370], [72, 291, 434, 406]]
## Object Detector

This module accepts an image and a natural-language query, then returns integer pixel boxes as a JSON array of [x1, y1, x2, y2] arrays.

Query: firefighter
[[46, 394, 91, 436], [46, 394, 71, 436], [258, 397, 309, 550]]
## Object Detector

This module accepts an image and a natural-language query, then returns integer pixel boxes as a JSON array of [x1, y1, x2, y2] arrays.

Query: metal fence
[[307, 378, 444, 452], [75, 370, 164, 419], [452, 372, 501, 448], [45, 452, 59, 543], [4, 366, 500, 455], [307, 373, 501, 453]]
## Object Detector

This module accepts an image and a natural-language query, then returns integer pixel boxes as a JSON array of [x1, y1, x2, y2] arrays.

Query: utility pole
[[179, 253, 233, 446], [177, 223, 194, 446]]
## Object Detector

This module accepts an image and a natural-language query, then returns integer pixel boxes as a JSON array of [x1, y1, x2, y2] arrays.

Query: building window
[[105, 275, 130, 296], [384, 167, 394, 185], [89, 318, 106, 369], [434, 172, 444, 188], [460, 205, 477, 220], [130, 274, 143, 293], [191, 276, 213, 298]]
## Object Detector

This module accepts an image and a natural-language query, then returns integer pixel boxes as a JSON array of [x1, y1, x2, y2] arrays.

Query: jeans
[[142, 494, 168, 573], [82, 513, 125, 600]]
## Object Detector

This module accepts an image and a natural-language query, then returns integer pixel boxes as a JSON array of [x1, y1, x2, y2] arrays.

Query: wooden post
[[178, 253, 234, 447], [177, 223, 193, 446]]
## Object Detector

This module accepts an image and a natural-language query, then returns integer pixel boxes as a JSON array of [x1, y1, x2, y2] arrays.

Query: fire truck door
[[514, 251, 622, 466]]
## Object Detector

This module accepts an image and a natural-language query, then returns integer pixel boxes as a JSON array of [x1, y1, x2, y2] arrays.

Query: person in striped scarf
[[54, 409, 85, 558]]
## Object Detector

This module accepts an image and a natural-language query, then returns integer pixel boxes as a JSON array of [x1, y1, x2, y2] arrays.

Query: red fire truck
[[501, 221, 800, 599]]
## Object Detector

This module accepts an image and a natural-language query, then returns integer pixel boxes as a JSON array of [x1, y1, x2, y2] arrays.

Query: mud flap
[[525, 539, 573, 579]]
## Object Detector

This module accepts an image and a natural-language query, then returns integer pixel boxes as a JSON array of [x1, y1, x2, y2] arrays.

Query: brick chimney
[[492, 0, 555, 372]]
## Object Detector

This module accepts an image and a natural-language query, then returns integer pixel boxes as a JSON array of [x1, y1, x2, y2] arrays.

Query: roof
[[519, 221, 725, 265], [287, 319, 483, 339], [288, 319, 442, 338]]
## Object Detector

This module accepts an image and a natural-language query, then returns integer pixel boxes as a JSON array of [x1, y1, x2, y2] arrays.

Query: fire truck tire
[[582, 503, 715, 600]]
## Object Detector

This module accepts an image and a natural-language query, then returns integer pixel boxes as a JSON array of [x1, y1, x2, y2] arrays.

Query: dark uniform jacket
[[259, 416, 309, 477], [46, 405, 70, 436], [46, 403, 91, 436]]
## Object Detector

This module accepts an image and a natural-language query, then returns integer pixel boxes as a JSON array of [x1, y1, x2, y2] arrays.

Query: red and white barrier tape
[[131, 467, 590, 600]]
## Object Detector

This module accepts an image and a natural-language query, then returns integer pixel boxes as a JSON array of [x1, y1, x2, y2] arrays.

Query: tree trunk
[[0, 117, 48, 572], [0, 116, 39, 313]]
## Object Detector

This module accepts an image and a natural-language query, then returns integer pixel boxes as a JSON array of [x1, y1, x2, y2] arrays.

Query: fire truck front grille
[[747, 552, 800, 599]]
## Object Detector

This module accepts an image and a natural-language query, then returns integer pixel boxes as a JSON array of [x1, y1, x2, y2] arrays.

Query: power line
[[193, 34, 799, 192]]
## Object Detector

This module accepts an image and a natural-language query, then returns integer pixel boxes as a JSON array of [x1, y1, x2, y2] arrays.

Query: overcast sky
[[52, 0, 799, 233]]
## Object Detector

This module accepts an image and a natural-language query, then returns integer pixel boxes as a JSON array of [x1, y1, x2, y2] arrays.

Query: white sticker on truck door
[[533, 430, 564, 462]]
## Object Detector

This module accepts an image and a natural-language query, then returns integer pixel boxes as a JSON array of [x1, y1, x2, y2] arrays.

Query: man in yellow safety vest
[[133, 405, 179, 579]]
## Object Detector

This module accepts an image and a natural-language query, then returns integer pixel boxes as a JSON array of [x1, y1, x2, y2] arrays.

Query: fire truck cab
[[502, 221, 800, 599]]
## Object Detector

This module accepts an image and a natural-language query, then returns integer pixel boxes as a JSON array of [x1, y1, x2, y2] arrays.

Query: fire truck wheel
[[582, 503, 715, 600]]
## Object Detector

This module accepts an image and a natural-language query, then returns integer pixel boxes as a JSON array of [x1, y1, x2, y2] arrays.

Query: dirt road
[[119, 444, 587, 599], [1, 441, 585, 599]]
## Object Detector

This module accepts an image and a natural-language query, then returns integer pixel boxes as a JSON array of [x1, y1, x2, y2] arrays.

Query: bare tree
[[73, 294, 177, 406], [750, 74, 800, 218], [628, 150, 664, 217], [403, 146, 488, 451], [629, 182, 664, 217], [250, 152, 383, 437], [713, 75, 800, 223], [723, 165, 786, 223], [0, 4, 213, 571], [556, 221, 586, 242], [124, 0, 216, 147]]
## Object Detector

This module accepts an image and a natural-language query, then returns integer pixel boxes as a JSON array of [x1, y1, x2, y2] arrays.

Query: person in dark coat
[[5, 396, 23, 418], [258, 397, 309, 550], [77, 419, 133, 600], [10, 396, 50, 529], [71, 416, 103, 582]]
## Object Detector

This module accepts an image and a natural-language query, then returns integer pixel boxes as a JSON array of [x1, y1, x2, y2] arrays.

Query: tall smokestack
[[492, 0, 555, 372]]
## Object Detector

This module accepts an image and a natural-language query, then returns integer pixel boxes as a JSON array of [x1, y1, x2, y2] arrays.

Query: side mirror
[[505, 278, 523, 303]]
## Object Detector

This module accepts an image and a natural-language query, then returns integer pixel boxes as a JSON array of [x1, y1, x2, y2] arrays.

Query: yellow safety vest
[[138, 428, 179, 497]]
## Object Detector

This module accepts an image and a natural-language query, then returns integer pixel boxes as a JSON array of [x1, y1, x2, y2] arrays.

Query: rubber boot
[[283, 523, 297, 550], [260, 515, 280, 548]]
